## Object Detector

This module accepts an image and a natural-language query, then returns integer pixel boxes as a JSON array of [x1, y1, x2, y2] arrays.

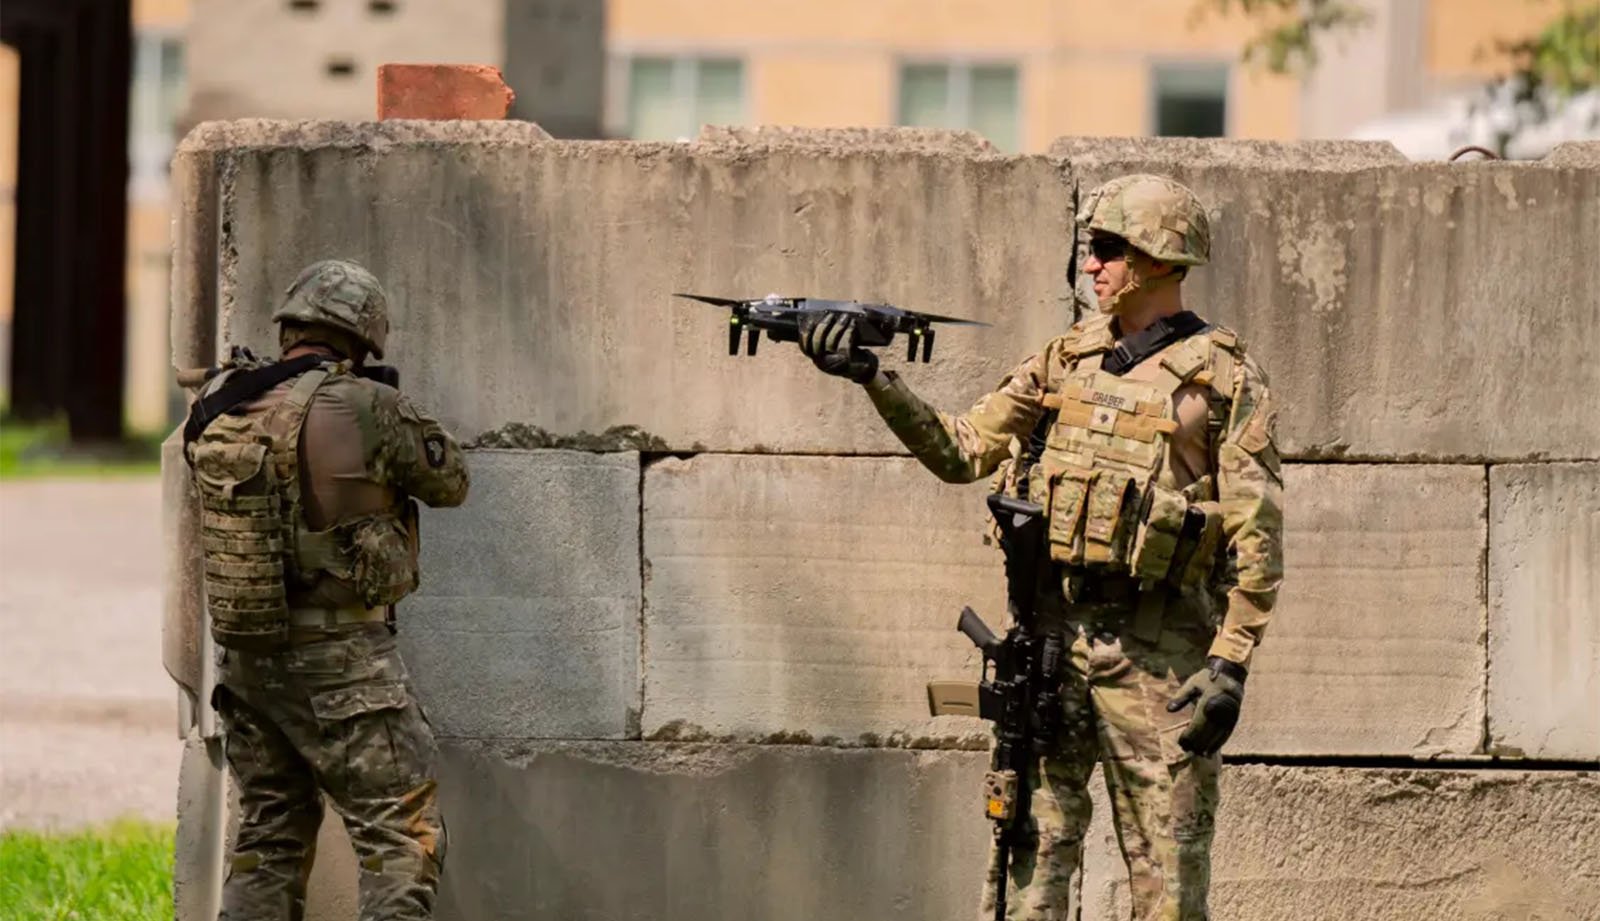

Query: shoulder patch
[[424, 434, 448, 468]]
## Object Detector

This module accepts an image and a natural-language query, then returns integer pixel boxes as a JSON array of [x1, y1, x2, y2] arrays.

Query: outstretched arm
[[799, 312, 1049, 484]]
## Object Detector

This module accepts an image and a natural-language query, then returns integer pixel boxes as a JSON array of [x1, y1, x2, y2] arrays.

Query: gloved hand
[[799, 312, 879, 384], [1166, 657, 1247, 757]]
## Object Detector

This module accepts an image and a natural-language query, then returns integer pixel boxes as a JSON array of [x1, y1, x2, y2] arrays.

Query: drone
[[673, 293, 987, 363]]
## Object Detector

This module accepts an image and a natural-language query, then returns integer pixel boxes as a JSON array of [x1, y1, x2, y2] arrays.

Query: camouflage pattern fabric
[[864, 314, 1282, 664], [981, 598, 1221, 921], [1077, 175, 1211, 267], [272, 260, 392, 358], [215, 625, 443, 921], [198, 327, 470, 919]]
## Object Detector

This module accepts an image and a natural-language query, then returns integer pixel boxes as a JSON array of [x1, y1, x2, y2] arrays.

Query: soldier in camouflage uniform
[[800, 176, 1282, 920], [185, 260, 470, 921]]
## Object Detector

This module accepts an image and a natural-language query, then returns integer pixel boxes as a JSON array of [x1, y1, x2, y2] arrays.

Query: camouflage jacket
[[864, 314, 1283, 665]]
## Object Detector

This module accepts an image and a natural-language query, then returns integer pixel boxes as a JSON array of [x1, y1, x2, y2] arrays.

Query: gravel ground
[[0, 477, 180, 831]]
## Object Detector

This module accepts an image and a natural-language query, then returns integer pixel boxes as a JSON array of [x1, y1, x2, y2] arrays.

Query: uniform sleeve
[[1209, 357, 1284, 666], [374, 389, 471, 508], [862, 351, 1051, 484]]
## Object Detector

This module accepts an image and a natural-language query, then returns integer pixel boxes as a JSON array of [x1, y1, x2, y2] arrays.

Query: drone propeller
[[675, 292, 750, 308], [909, 309, 988, 326]]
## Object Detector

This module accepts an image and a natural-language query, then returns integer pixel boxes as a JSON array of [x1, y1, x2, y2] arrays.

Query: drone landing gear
[[906, 326, 935, 362]]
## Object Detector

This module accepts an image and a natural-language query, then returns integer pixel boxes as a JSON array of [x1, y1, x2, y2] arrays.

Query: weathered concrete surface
[[398, 450, 642, 740], [163, 431, 204, 696], [189, 124, 1600, 462], [1055, 136, 1600, 462], [1233, 464, 1487, 757], [431, 742, 990, 921], [1084, 765, 1600, 921], [697, 124, 999, 154], [641, 456, 1484, 756], [205, 120, 1074, 454], [641, 454, 1000, 746], [1488, 462, 1600, 760], [296, 741, 1600, 921]]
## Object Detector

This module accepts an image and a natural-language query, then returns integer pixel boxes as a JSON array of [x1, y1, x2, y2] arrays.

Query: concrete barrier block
[[432, 741, 991, 921], [1234, 464, 1487, 757], [298, 741, 1600, 921], [162, 432, 204, 696], [1085, 765, 1600, 920], [399, 449, 642, 740], [1055, 137, 1600, 462], [641, 454, 1001, 745], [1488, 462, 1600, 760], [211, 121, 1073, 453], [642, 457, 1484, 757], [696, 124, 999, 154]]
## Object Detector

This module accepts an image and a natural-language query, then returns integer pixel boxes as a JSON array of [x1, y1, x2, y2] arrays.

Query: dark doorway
[[2, 0, 132, 442]]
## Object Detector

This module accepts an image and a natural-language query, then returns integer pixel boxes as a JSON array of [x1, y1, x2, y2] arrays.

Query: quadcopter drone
[[674, 293, 987, 363]]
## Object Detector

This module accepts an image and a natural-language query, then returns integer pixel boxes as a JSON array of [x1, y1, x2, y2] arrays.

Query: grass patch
[[0, 819, 174, 921], [0, 418, 163, 479]]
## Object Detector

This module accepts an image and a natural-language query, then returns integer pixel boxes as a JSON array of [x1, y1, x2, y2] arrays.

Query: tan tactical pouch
[[191, 426, 290, 650], [1082, 471, 1138, 566], [1039, 464, 1092, 565], [1129, 482, 1188, 581]]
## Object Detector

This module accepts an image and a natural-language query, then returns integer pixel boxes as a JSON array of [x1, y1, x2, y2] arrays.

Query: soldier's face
[[1084, 234, 1132, 308]]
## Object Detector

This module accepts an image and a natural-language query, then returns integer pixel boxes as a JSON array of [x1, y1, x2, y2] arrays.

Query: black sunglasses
[[1088, 236, 1129, 263]]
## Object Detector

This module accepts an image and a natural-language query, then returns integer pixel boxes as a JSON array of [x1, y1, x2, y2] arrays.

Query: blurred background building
[[0, 0, 1592, 438]]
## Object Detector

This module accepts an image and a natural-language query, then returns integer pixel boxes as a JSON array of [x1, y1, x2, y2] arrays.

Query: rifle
[[927, 492, 1062, 921], [176, 347, 400, 390]]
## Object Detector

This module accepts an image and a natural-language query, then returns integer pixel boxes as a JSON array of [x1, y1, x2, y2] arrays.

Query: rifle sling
[[181, 355, 328, 456]]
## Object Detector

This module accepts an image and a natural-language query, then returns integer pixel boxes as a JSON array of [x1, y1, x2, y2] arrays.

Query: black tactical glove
[[1166, 657, 1247, 757], [799, 312, 879, 384]]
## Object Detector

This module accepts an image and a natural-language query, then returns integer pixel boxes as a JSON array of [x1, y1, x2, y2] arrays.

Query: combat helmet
[[272, 259, 391, 359], [1077, 174, 1210, 267]]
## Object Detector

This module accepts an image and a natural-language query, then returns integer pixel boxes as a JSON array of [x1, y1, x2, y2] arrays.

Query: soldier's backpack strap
[[181, 353, 326, 459]]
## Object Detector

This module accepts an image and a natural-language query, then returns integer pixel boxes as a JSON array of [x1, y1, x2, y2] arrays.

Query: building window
[[129, 34, 186, 201], [1152, 63, 1228, 137], [897, 62, 1019, 151], [622, 57, 745, 141]]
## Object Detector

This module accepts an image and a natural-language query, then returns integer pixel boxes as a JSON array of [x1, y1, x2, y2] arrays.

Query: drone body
[[674, 293, 985, 362]]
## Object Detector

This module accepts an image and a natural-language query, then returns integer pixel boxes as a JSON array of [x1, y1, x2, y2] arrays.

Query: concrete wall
[[166, 123, 1600, 921]]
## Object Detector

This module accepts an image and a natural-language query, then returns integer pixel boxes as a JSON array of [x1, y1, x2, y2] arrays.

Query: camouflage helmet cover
[[271, 259, 391, 358], [1077, 174, 1211, 267]]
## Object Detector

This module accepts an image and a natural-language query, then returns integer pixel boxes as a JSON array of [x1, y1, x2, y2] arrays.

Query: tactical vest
[[187, 365, 333, 649], [1025, 326, 1240, 592], [187, 359, 423, 650]]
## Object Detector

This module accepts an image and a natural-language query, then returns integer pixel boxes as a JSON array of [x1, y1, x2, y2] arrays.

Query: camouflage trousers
[[982, 595, 1221, 921], [214, 624, 445, 921]]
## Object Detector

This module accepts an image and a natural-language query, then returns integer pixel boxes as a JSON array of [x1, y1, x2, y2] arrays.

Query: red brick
[[376, 64, 514, 120]]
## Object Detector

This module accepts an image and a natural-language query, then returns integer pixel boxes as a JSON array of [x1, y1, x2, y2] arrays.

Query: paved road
[[0, 477, 180, 830]]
